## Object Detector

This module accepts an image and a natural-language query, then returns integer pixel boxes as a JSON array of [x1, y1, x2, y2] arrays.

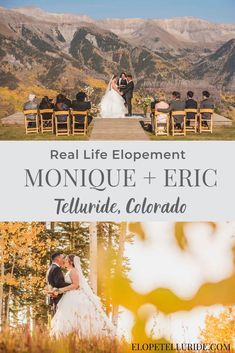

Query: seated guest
[[200, 91, 214, 126], [54, 94, 70, 122], [71, 92, 92, 124], [185, 91, 198, 126], [61, 92, 72, 108], [72, 92, 91, 111], [39, 96, 54, 121], [23, 94, 38, 127], [154, 94, 169, 130], [39, 96, 54, 109], [157, 91, 185, 129], [151, 96, 159, 110]]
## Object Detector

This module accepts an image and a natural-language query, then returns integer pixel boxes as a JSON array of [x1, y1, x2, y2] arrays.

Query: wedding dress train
[[51, 257, 115, 338]]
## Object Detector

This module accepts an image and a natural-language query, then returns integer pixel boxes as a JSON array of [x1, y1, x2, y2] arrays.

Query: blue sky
[[0, 0, 235, 23]]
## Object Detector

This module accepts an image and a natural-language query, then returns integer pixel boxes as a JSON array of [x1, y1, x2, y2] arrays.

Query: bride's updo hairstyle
[[67, 254, 75, 267], [112, 75, 117, 80]]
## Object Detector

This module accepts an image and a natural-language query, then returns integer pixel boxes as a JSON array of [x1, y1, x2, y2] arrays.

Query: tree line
[[0, 222, 132, 329]]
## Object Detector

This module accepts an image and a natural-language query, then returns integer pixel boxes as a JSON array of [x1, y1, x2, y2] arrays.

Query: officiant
[[117, 72, 128, 93]]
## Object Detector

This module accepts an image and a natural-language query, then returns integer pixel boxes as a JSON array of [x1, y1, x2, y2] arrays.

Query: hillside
[[189, 39, 235, 91], [0, 6, 235, 117], [0, 7, 186, 94]]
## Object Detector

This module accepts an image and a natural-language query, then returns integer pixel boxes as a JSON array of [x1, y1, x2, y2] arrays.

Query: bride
[[50, 254, 115, 338], [100, 75, 127, 118]]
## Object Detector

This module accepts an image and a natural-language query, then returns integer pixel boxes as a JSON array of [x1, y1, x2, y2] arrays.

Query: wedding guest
[[23, 93, 38, 127], [61, 92, 72, 108], [71, 91, 92, 125], [200, 91, 214, 126], [54, 94, 70, 122], [157, 91, 185, 129], [72, 92, 91, 111], [151, 94, 169, 131], [39, 96, 54, 110], [151, 95, 159, 110], [185, 91, 198, 126], [154, 94, 169, 130], [39, 96, 54, 121]]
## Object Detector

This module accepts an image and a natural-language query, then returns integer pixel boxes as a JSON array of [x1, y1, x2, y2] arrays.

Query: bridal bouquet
[[45, 286, 60, 297]]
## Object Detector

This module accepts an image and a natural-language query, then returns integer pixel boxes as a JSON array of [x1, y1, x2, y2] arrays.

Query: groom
[[47, 252, 69, 315], [122, 74, 134, 117]]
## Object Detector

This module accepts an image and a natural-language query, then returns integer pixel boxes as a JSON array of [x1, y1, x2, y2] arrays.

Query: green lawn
[[0, 125, 90, 140], [147, 125, 235, 141], [1, 123, 235, 141]]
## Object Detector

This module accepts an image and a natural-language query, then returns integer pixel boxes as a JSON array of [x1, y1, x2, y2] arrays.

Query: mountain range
[[0, 5, 235, 107]]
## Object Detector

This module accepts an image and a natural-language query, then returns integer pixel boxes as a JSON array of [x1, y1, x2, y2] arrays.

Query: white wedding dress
[[100, 79, 127, 118], [51, 257, 115, 338]]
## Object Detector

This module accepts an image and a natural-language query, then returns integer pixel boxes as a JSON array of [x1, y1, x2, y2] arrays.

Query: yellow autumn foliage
[[200, 307, 235, 348], [0, 222, 58, 294], [86, 77, 107, 90], [0, 85, 57, 112]]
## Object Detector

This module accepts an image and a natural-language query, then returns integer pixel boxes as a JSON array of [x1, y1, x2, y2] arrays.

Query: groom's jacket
[[122, 81, 134, 99], [47, 264, 70, 304]]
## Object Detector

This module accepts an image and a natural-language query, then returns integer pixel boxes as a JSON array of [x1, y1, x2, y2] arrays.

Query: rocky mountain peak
[[12, 6, 94, 24]]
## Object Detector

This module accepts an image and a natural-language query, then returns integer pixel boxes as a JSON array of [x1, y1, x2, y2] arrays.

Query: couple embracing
[[100, 73, 134, 118], [47, 252, 115, 338]]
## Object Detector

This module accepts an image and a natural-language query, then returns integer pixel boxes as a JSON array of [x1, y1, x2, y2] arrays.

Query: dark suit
[[158, 99, 186, 125], [122, 81, 134, 116], [185, 98, 198, 126], [47, 264, 69, 312], [71, 100, 91, 124], [200, 99, 214, 119], [39, 102, 54, 120], [185, 98, 197, 119], [71, 100, 91, 112], [64, 97, 72, 108]]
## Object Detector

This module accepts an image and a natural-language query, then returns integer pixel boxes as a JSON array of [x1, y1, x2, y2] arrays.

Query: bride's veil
[[105, 75, 114, 94], [74, 256, 96, 299], [73, 256, 116, 333]]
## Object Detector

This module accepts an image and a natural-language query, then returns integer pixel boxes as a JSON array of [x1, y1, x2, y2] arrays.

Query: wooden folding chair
[[71, 110, 88, 136], [39, 109, 54, 134], [24, 109, 39, 134], [154, 112, 170, 136], [199, 109, 214, 133], [54, 111, 70, 136], [171, 111, 186, 136], [185, 109, 198, 133]]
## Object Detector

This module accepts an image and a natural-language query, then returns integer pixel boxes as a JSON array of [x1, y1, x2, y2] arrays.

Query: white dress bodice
[[64, 271, 72, 284]]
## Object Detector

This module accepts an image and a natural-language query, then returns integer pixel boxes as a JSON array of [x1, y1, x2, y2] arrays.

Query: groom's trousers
[[126, 98, 132, 116]]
